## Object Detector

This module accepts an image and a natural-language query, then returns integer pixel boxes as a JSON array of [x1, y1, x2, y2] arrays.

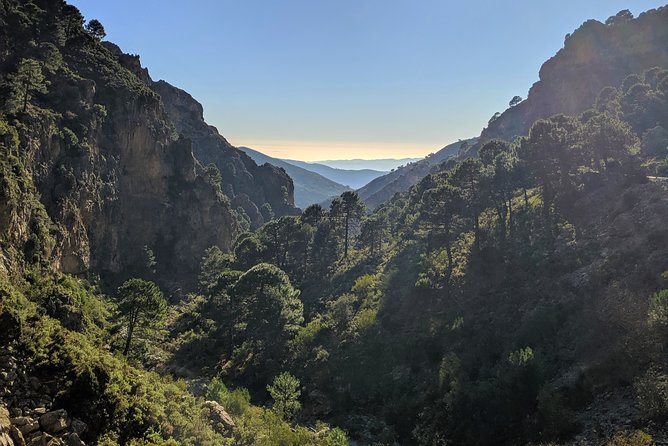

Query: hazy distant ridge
[[314, 158, 422, 171], [240, 147, 351, 208], [284, 159, 386, 189]]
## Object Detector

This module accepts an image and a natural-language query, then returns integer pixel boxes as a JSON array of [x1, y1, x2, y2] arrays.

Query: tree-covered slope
[[357, 138, 477, 209], [2, 2, 668, 446], [0, 1, 347, 444], [170, 57, 668, 445]]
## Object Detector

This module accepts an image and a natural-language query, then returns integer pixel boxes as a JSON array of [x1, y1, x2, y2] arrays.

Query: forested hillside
[[0, 1, 667, 446], [0, 0, 341, 445], [170, 60, 668, 444], [357, 138, 477, 210]]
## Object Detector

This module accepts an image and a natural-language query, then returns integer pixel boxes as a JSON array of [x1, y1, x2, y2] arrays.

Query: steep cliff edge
[[0, 0, 291, 291]]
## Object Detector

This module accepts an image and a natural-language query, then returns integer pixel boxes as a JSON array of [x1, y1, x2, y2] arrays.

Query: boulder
[[38, 411, 68, 435], [203, 401, 235, 431], [27, 433, 52, 446], [0, 405, 15, 446], [69, 420, 86, 437], [11, 418, 38, 436], [64, 433, 84, 446], [9, 426, 25, 446]]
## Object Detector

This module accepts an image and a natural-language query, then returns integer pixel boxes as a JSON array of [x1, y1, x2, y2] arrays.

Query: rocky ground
[[0, 345, 87, 446], [564, 386, 668, 445]]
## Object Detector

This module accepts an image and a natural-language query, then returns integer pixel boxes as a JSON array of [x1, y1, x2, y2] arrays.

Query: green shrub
[[606, 430, 655, 446], [648, 290, 668, 325], [634, 369, 668, 419]]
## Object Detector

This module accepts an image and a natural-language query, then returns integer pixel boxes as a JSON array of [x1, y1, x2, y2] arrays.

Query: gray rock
[[38, 410, 68, 435], [27, 433, 49, 446], [17, 420, 39, 436], [45, 435, 64, 446], [69, 420, 86, 437], [10, 425, 26, 446], [203, 400, 235, 431], [9, 418, 28, 427], [64, 433, 84, 446]]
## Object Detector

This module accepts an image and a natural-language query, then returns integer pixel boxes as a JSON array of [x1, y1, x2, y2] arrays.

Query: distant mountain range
[[240, 147, 352, 208], [314, 158, 422, 171], [284, 159, 386, 189], [241, 143, 478, 210]]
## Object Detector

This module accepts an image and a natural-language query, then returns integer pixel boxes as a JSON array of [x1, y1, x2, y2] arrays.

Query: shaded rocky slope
[[0, 0, 295, 291], [151, 80, 298, 222]]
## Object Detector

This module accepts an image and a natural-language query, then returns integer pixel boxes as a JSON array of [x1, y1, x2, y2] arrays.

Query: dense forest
[[1, 1, 668, 445]]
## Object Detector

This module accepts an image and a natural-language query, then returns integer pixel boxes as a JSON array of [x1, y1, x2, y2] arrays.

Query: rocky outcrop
[[1, 405, 15, 446], [361, 7, 668, 210], [151, 79, 298, 219], [479, 6, 668, 145], [203, 401, 235, 432]]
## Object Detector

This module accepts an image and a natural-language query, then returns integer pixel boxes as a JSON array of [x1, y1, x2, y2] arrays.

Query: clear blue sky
[[70, 0, 666, 160]]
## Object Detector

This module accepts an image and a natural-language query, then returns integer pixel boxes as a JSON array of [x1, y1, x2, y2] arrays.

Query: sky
[[69, 1, 666, 161]]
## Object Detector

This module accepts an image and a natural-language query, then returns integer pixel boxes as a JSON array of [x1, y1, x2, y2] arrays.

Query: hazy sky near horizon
[[70, 1, 665, 161]]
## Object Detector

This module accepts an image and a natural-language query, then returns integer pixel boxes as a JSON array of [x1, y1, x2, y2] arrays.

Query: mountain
[[0, 1, 297, 291], [239, 147, 351, 208], [1, 2, 668, 446], [178, 29, 668, 444], [282, 159, 386, 189], [472, 5, 668, 152], [357, 138, 477, 209], [149, 79, 298, 225], [358, 6, 668, 212], [315, 157, 422, 171], [0, 1, 344, 445]]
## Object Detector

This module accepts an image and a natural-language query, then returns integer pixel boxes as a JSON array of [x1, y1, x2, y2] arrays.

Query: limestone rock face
[[151, 80, 298, 220], [203, 401, 235, 432], [480, 6, 668, 145]]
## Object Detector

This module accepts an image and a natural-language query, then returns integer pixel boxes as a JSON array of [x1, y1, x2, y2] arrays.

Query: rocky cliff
[[0, 0, 294, 291], [479, 6, 668, 145], [359, 6, 668, 210], [151, 80, 298, 219]]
